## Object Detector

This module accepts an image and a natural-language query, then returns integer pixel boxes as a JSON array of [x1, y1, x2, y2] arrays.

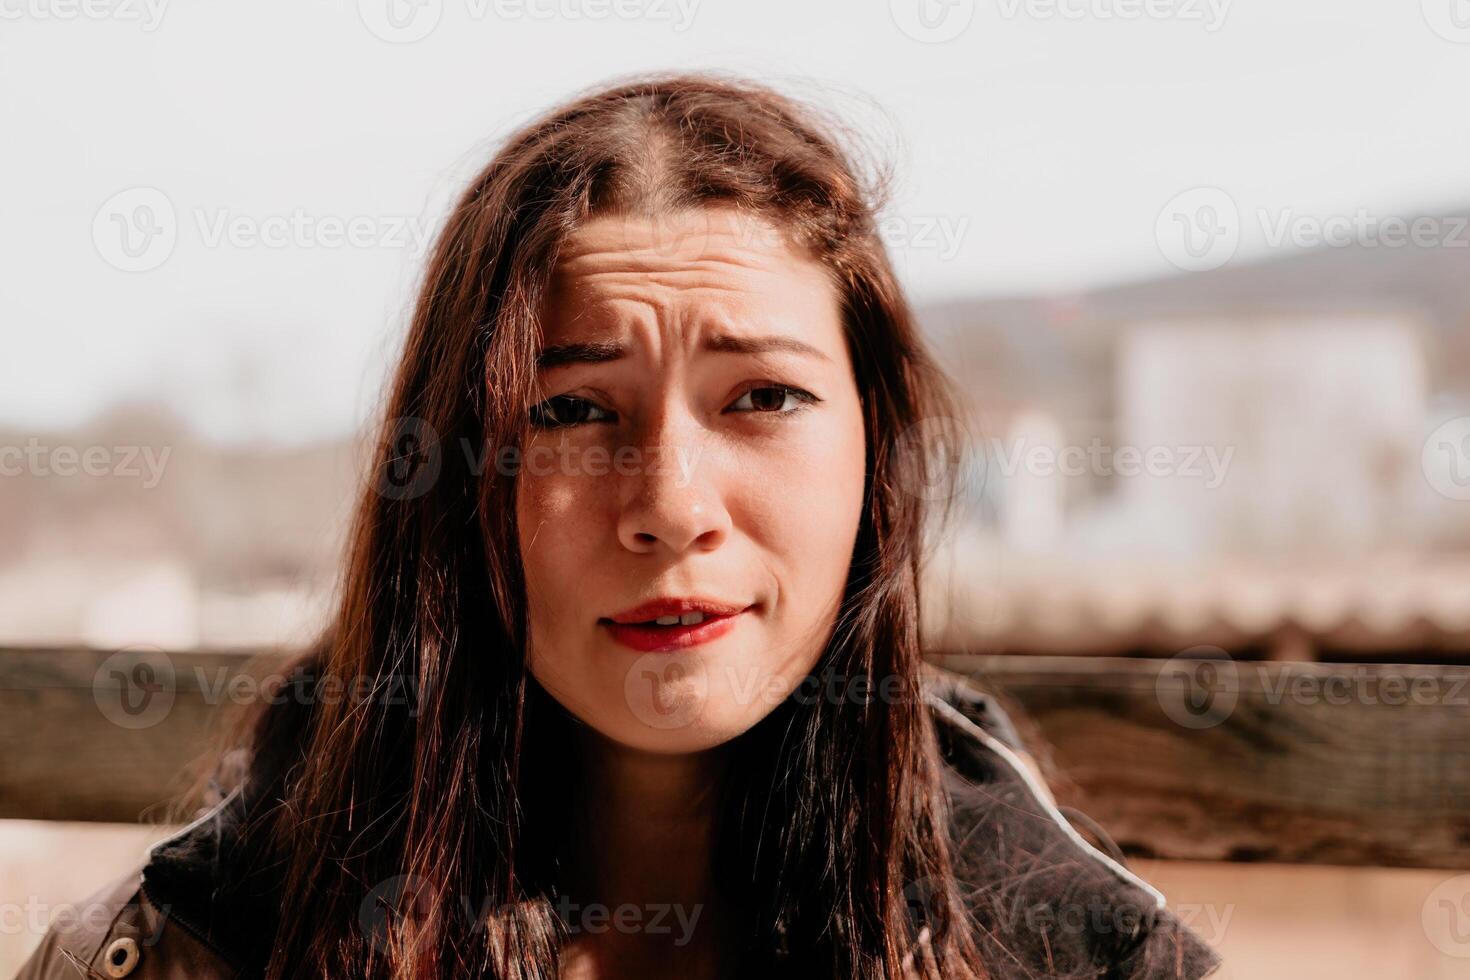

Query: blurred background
[[4, 1, 1470, 976]]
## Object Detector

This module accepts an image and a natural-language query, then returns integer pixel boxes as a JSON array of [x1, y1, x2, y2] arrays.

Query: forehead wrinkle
[[542, 221, 841, 364], [555, 221, 809, 275], [545, 284, 823, 359], [552, 260, 786, 303], [544, 273, 758, 351], [539, 292, 685, 370], [552, 247, 821, 318]]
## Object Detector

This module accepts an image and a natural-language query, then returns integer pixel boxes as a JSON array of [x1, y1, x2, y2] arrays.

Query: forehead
[[539, 208, 843, 345]]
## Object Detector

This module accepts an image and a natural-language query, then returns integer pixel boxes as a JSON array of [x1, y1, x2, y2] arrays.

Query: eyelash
[[527, 383, 820, 431]]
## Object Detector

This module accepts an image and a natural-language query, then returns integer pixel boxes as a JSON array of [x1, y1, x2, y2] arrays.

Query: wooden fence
[[2, 647, 1467, 869]]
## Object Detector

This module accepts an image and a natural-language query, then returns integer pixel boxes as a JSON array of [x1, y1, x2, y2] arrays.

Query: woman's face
[[516, 207, 867, 753]]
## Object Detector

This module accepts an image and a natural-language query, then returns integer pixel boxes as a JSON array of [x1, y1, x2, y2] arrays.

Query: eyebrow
[[536, 333, 831, 371]]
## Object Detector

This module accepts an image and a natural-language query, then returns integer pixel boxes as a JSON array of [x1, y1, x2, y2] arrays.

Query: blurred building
[[920, 216, 1470, 661], [5, 211, 1470, 661]]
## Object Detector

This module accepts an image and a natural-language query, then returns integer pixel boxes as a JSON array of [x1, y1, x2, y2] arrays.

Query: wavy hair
[[215, 70, 983, 979]]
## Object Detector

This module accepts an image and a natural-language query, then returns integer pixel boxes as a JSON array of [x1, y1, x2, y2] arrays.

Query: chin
[[601, 715, 750, 755], [606, 672, 776, 754], [531, 634, 821, 754], [542, 661, 786, 755]]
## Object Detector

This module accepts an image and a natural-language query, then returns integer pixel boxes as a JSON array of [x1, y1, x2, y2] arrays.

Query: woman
[[19, 72, 1219, 980]]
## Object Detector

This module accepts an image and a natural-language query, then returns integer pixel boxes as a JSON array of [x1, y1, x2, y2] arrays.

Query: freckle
[[525, 480, 576, 515]]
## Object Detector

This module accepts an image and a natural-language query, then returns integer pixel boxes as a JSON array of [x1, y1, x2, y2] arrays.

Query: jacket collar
[[141, 666, 1214, 979]]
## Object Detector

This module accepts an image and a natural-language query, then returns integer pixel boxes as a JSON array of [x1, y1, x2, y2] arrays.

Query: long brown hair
[[221, 70, 984, 979]]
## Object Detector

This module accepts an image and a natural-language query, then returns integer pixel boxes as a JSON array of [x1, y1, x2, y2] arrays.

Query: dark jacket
[[16, 666, 1220, 979]]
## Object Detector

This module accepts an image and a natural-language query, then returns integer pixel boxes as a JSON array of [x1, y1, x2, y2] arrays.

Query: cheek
[[516, 469, 598, 630], [739, 410, 867, 634], [782, 410, 865, 532], [516, 466, 615, 720]]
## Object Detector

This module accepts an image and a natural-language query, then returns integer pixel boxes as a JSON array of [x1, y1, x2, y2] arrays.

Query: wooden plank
[[953, 619, 1470, 661], [932, 653, 1470, 870], [0, 647, 268, 822], [3, 647, 1468, 871]]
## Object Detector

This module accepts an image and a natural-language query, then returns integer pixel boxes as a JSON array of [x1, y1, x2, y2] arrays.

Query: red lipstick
[[599, 597, 752, 653]]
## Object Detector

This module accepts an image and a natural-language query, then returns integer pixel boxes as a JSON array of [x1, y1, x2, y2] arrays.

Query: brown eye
[[528, 395, 614, 429], [729, 385, 818, 416]]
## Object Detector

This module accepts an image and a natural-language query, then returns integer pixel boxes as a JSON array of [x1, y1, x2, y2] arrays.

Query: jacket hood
[[918, 667, 1219, 978], [139, 665, 1221, 980]]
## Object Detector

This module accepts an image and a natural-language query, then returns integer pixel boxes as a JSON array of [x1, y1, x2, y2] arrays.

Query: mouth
[[598, 598, 754, 653]]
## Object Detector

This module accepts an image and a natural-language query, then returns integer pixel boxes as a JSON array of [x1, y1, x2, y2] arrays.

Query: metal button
[[103, 937, 140, 978]]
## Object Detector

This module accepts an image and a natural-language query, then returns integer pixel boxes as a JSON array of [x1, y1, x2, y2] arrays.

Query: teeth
[[649, 612, 706, 626]]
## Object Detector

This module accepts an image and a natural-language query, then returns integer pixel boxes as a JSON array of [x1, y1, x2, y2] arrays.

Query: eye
[[528, 394, 615, 430], [727, 384, 820, 416]]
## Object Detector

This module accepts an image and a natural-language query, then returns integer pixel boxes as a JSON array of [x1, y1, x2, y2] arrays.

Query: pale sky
[[3, 0, 1469, 443]]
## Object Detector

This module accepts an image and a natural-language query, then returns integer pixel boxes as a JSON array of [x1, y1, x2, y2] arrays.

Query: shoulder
[[14, 864, 235, 980], [921, 663, 1222, 980]]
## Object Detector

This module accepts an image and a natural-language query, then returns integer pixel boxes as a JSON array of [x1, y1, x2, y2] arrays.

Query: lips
[[605, 597, 751, 624], [599, 597, 753, 653]]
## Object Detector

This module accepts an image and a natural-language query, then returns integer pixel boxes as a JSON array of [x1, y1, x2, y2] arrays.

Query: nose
[[616, 406, 731, 556]]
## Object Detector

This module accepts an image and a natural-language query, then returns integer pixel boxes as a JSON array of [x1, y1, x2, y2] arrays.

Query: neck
[[557, 728, 732, 978], [568, 729, 727, 908]]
